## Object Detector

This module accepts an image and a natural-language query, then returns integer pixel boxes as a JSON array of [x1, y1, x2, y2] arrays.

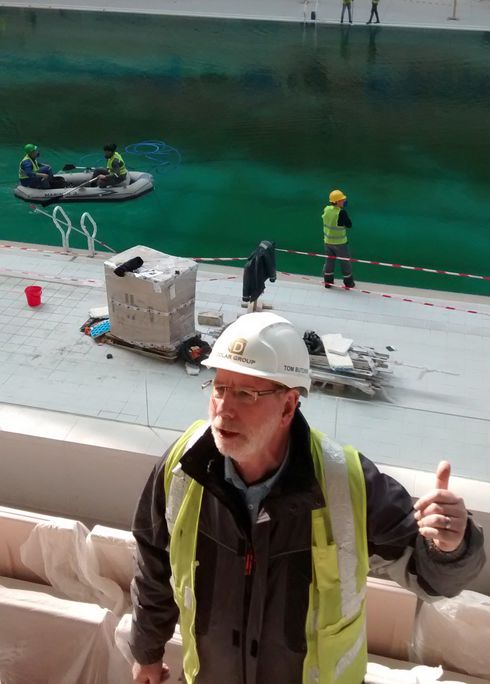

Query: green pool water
[[0, 8, 489, 294]]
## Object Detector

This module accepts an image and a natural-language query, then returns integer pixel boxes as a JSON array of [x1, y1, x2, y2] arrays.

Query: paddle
[[41, 176, 95, 207], [62, 164, 94, 172]]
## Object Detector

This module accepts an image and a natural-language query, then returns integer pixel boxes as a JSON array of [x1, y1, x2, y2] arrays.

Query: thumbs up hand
[[413, 461, 468, 553]]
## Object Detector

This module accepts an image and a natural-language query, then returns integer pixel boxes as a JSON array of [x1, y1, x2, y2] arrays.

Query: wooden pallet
[[102, 333, 180, 362]]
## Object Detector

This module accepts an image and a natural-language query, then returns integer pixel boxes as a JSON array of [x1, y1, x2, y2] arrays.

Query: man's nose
[[212, 390, 237, 416]]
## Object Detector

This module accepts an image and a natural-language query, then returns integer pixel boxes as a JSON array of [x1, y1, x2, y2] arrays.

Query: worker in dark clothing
[[322, 188, 355, 289], [129, 312, 485, 684], [92, 143, 128, 188], [340, 0, 353, 23], [18, 144, 53, 189], [366, 0, 380, 23]]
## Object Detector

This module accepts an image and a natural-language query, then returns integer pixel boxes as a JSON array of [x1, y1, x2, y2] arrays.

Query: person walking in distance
[[367, 0, 380, 24], [322, 188, 355, 288], [341, 0, 353, 23], [129, 312, 485, 684]]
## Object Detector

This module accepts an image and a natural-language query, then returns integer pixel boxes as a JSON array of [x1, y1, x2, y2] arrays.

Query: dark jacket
[[129, 411, 485, 683], [337, 207, 352, 228], [242, 240, 277, 303]]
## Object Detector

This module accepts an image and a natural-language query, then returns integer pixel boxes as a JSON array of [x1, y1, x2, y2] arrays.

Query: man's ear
[[281, 391, 300, 426]]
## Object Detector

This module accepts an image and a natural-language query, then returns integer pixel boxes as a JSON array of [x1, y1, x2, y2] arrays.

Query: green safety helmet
[[24, 144, 38, 154]]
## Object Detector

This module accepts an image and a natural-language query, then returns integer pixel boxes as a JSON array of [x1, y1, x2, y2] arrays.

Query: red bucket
[[24, 285, 42, 307]]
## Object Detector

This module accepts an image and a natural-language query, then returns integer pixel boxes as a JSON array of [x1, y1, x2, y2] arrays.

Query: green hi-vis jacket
[[323, 205, 347, 245], [19, 154, 40, 180], [106, 151, 127, 177], [164, 420, 369, 684]]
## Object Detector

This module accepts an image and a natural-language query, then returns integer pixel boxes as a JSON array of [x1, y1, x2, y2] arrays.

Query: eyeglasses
[[202, 380, 286, 405]]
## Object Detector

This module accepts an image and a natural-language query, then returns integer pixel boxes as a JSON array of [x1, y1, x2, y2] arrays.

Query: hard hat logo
[[228, 338, 247, 356], [203, 312, 311, 396]]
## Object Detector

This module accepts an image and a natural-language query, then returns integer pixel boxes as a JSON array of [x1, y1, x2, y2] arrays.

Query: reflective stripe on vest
[[304, 430, 368, 683], [164, 422, 368, 684], [19, 154, 39, 180], [107, 151, 127, 176], [323, 205, 347, 245]]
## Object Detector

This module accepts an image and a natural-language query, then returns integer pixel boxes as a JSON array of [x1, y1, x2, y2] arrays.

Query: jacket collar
[[180, 410, 325, 517]]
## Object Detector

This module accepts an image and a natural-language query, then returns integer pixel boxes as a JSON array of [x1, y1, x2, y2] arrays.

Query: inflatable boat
[[14, 170, 154, 203]]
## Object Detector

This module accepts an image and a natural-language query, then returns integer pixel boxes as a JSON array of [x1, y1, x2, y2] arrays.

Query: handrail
[[80, 211, 97, 257], [30, 204, 116, 255], [52, 205, 72, 252]]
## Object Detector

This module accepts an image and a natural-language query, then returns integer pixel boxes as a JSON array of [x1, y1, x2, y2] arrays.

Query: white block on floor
[[322, 333, 353, 355]]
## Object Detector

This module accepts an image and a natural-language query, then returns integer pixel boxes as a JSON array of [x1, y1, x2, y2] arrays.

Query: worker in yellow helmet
[[322, 188, 355, 289]]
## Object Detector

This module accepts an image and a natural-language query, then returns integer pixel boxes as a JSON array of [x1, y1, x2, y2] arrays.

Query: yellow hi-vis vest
[[164, 421, 369, 684], [19, 154, 39, 180], [107, 151, 127, 176], [323, 205, 347, 245]]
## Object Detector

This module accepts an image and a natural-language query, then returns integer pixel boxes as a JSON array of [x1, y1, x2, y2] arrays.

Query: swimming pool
[[0, 8, 488, 294]]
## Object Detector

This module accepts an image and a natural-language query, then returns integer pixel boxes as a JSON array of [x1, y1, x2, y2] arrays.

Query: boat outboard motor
[[114, 256, 144, 277], [242, 240, 276, 304]]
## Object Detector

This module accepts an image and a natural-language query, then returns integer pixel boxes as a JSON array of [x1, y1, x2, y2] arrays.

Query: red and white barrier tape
[[276, 248, 490, 282], [278, 271, 490, 318], [197, 275, 239, 283], [0, 267, 103, 288], [192, 256, 248, 262], [0, 243, 70, 256], [191, 250, 490, 282]]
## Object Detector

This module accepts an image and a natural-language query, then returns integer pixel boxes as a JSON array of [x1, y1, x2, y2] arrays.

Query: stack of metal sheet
[[309, 345, 392, 396]]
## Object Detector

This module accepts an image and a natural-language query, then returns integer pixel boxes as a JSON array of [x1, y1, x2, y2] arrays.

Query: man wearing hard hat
[[18, 144, 53, 189], [322, 188, 355, 289], [129, 312, 484, 684]]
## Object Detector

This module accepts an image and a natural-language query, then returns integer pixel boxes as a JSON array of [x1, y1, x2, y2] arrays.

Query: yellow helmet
[[329, 189, 346, 203]]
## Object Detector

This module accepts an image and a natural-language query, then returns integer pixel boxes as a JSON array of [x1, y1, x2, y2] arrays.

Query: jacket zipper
[[241, 544, 255, 684]]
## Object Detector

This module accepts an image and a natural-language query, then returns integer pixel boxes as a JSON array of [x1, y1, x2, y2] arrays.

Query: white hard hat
[[203, 312, 311, 396]]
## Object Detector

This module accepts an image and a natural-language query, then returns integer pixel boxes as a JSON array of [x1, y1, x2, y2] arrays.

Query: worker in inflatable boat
[[18, 144, 54, 189], [93, 143, 128, 187]]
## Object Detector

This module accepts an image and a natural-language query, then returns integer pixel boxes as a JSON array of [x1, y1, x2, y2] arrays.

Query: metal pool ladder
[[32, 204, 116, 256]]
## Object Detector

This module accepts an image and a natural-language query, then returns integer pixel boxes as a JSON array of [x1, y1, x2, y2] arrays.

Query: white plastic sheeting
[[20, 519, 129, 615], [0, 576, 132, 684], [87, 524, 136, 592], [410, 590, 490, 680]]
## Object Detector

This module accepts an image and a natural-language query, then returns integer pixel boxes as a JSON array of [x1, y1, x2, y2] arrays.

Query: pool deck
[[1, 0, 489, 31], [1, 238, 490, 483]]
